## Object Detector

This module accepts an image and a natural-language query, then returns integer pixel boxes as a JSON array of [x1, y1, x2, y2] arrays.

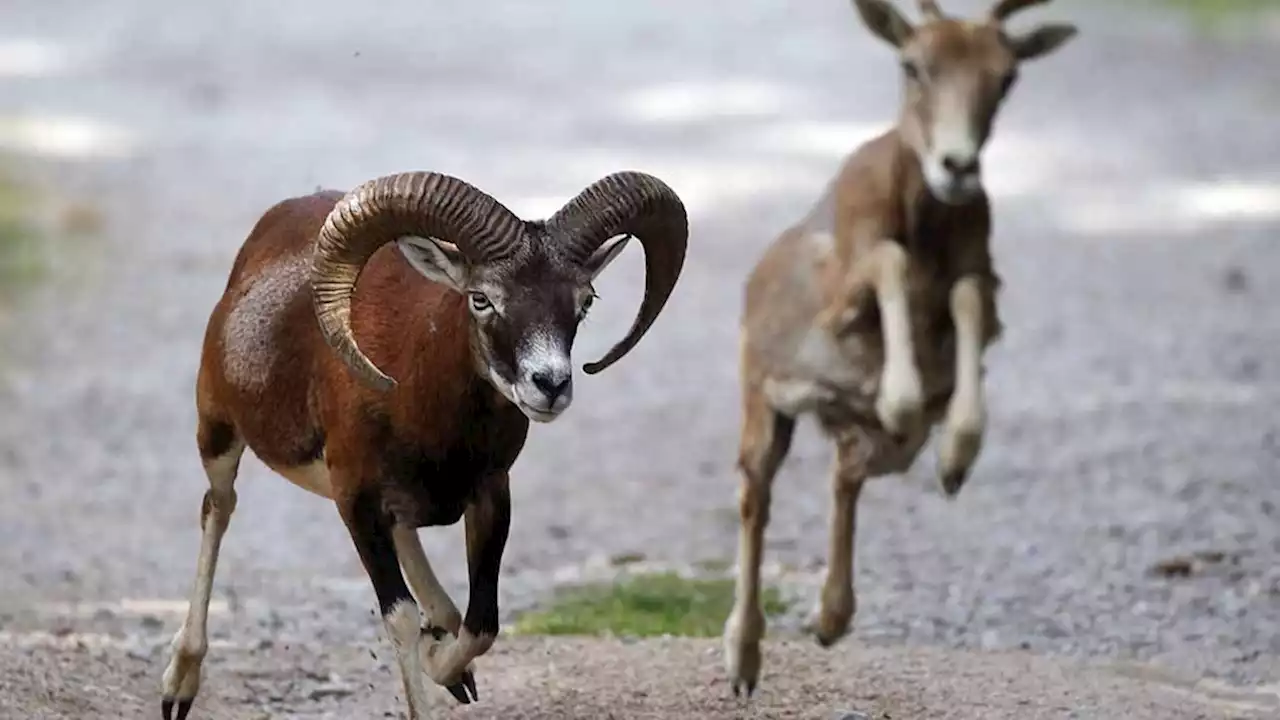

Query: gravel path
[[2, 0, 1280, 716], [3, 635, 1278, 719]]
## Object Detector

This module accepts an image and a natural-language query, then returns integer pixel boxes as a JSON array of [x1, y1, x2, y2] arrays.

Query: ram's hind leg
[[161, 417, 245, 720], [803, 432, 867, 647], [723, 383, 795, 697]]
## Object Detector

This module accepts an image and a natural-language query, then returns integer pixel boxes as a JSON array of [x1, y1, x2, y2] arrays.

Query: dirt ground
[[4, 634, 1278, 720], [3, 0, 1280, 718]]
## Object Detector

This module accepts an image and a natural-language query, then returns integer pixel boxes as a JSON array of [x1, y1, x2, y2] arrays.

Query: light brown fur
[[722, 0, 1077, 697]]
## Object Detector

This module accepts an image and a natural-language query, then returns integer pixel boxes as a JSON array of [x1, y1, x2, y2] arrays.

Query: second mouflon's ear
[[854, 0, 915, 48], [1009, 23, 1078, 62]]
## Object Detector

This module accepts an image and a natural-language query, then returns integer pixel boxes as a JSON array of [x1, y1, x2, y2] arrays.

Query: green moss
[[512, 573, 790, 638]]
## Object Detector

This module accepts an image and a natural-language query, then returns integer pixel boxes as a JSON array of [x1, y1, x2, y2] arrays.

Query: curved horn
[[918, 0, 944, 20], [311, 171, 523, 390], [989, 0, 1049, 22], [547, 171, 689, 375]]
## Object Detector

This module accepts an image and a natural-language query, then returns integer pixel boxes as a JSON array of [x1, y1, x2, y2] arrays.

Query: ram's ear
[[583, 235, 630, 281], [396, 236, 468, 291]]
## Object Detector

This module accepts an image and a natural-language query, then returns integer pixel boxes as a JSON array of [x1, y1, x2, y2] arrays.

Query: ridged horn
[[547, 171, 689, 375], [310, 171, 523, 390]]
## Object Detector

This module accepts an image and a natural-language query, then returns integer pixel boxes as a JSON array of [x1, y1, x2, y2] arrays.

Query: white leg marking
[[384, 599, 432, 719], [422, 627, 495, 687], [872, 243, 924, 435], [392, 525, 461, 635], [723, 585, 765, 696], [938, 275, 987, 494], [161, 442, 244, 712]]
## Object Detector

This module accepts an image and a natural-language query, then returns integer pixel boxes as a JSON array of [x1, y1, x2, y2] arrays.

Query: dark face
[[465, 249, 599, 422], [397, 233, 627, 423]]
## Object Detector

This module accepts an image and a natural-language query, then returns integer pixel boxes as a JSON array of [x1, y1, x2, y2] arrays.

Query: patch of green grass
[[1153, 0, 1280, 26], [512, 573, 790, 638], [0, 172, 45, 297], [693, 557, 733, 574]]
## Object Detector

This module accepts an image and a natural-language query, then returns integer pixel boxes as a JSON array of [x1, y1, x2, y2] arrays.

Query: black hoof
[[941, 469, 968, 497], [161, 697, 193, 720], [731, 679, 756, 698], [445, 669, 478, 704]]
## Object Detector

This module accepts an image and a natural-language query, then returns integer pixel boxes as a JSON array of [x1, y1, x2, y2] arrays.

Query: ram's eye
[[901, 60, 921, 81], [581, 294, 595, 314], [469, 292, 492, 313]]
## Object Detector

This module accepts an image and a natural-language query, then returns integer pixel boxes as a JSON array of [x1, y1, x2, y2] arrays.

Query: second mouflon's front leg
[[936, 274, 1000, 495], [817, 238, 926, 439], [867, 240, 925, 438]]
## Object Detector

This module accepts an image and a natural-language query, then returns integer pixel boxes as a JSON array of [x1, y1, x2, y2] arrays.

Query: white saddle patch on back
[[222, 253, 310, 390]]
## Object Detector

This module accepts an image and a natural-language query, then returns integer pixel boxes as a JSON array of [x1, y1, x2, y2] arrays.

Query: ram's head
[[311, 171, 689, 422]]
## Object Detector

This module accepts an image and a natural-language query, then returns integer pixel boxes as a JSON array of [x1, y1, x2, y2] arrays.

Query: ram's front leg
[[337, 488, 432, 719], [394, 525, 463, 635], [394, 525, 473, 704], [422, 472, 509, 703], [870, 241, 924, 438], [938, 275, 989, 496]]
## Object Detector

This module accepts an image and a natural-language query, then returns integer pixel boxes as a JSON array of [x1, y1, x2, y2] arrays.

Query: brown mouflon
[[722, 0, 1076, 697], [160, 170, 687, 720]]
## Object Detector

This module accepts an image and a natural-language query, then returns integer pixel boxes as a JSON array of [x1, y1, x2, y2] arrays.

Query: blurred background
[[1, 0, 1279, 716]]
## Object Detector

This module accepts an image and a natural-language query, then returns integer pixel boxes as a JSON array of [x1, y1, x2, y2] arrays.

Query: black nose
[[942, 154, 980, 177], [531, 370, 570, 401]]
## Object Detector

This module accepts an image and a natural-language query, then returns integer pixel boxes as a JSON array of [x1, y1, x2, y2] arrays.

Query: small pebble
[[308, 683, 355, 701], [1222, 266, 1249, 293]]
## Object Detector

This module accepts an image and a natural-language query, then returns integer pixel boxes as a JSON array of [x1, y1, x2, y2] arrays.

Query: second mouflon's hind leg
[[803, 432, 869, 647], [723, 380, 796, 697]]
